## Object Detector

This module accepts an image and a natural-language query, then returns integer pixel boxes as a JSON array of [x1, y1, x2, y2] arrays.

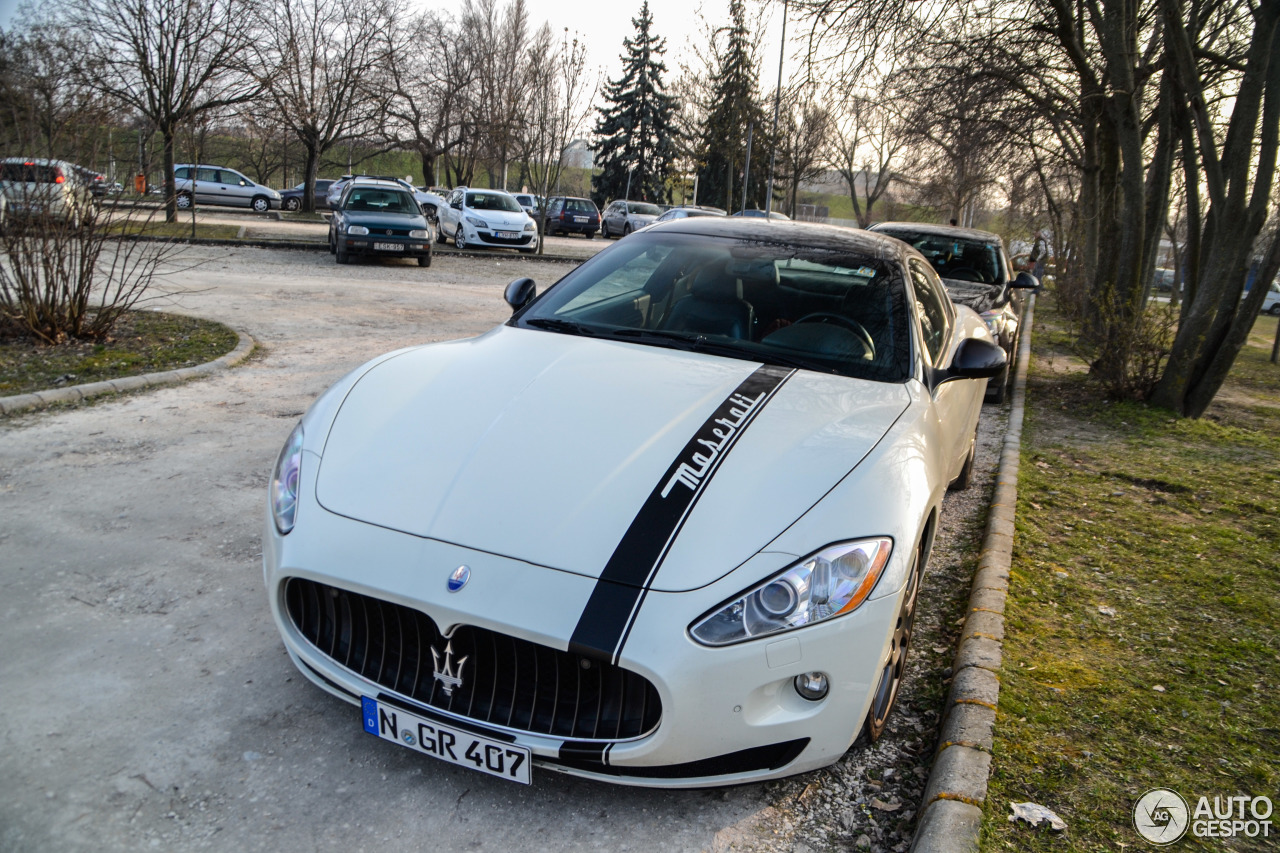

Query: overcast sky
[[0, 0, 802, 109]]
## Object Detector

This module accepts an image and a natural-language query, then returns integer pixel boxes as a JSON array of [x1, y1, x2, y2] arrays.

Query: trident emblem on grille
[[431, 641, 468, 696]]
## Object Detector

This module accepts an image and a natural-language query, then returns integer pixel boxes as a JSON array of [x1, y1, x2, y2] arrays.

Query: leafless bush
[[0, 198, 182, 344], [1058, 280, 1178, 400]]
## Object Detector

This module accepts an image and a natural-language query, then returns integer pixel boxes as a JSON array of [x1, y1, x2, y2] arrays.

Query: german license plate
[[362, 697, 531, 784], [496, 231, 519, 239], [373, 242, 403, 251]]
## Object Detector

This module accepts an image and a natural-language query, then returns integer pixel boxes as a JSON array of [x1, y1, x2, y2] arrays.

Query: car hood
[[347, 211, 427, 229], [941, 278, 1006, 313], [314, 326, 909, 592], [469, 209, 529, 229]]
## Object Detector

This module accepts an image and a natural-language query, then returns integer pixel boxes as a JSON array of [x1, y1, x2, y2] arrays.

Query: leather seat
[[664, 265, 756, 339]]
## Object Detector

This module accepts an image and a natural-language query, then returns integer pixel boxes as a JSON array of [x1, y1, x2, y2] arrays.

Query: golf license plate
[[496, 231, 519, 239], [373, 242, 403, 251], [362, 697, 532, 784]]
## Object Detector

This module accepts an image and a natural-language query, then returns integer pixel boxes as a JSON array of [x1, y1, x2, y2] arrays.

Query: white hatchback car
[[263, 218, 1004, 788], [437, 187, 538, 252], [0, 157, 94, 224]]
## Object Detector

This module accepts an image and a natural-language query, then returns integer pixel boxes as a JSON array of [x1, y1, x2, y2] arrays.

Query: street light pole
[[624, 162, 636, 202], [764, 0, 788, 216]]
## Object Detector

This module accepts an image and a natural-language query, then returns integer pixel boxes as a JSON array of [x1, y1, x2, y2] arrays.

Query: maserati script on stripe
[[264, 217, 1005, 787]]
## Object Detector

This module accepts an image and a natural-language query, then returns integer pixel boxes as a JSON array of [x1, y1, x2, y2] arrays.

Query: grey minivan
[[173, 165, 281, 212]]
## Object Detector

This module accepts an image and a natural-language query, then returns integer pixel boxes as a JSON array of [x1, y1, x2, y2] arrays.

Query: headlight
[[271, 423, 304, 534], [347, 225, 369, 236], [689, 538, 893, 646], [980, 311, 1000, 336], [409, 229, 429, 239], [523, 221, 535, 232], [465, 216, 488, 228]]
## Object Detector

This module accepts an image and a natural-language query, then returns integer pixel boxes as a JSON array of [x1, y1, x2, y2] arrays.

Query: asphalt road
[[0, 245, 1006, 852]]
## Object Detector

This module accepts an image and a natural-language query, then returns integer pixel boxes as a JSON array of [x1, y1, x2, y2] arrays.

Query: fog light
[[793, 672, 829, 701]]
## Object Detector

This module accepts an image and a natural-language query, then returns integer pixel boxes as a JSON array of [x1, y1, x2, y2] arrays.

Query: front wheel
[[1270, 304, 1280, 316], [863, 542, 925, 741], [622, 223, 632, 237], [335, 242, 349, 265], [252, 196, 271, 213], [454, 228, 467, 250], [284, 197, 301, 212], [600, 221, 609, 239], [418, 254, 431, 267], [175, 192, 192, 210]]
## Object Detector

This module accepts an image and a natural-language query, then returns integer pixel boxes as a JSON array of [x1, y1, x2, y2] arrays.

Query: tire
[[950, 430, 977, 491], [862, 538, 926, 742], [519, 247, 536, 254], [284, 197, 301, 212], [418, 254, 431, 267], [328, 231, 335, 254], [454, 228, 467, 250], [623, 223, 632, 237], [175, 192, 192, 210], [252, 196, 270, 213], [600, 221, 609, 239], [435, 224, 447, 244], [585, 230, 595, 240], [1269, 304, 1280, 316], [985, 359, 1010, 404], [335, 242, 349, 265]]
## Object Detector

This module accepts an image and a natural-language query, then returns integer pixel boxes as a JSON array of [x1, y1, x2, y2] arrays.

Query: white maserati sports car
[[263, 218, 1004, 787]]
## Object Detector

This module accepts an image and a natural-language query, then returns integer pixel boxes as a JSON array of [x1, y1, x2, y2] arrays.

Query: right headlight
[[689, 538, 893, 646], [347, 225, 369, 236], [465, 215, 488, 228], [270, 423, 304, 534]]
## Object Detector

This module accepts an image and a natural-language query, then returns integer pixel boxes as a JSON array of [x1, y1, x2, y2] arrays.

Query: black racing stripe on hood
[[569, 364, 795, 664]]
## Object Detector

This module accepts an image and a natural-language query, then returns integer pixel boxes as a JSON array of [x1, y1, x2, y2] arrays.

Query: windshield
[[516, 232, 910, 383], [467, 192, 523, 212], [345, 189, 419, 214], [627, 202, 661, 216], [877, 229, 1004, 284]]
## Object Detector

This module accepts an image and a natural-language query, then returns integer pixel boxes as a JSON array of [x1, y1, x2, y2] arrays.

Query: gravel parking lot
[[0, 245, 1005, 852]]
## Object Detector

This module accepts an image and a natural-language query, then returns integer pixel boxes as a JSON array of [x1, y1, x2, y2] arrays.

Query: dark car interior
[[521, 235, 910, 382]]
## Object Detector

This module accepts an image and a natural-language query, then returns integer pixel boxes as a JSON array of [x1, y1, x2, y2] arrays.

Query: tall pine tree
[[697, 0, 767, 212], [591, 1, 680, 205]]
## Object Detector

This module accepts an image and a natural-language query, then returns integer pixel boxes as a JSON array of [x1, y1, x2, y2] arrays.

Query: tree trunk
[[161, 126, 178, 224], [302, 142, 320, 213]]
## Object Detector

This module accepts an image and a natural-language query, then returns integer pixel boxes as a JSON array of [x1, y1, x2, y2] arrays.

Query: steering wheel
[[945, 267, 986, 283], [794, 312, 875, 359]]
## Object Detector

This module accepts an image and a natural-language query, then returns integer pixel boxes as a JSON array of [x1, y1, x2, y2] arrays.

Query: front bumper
[[460, 222, 537, 249], [264, 489, 901, 788], [341, 235, 433, 259]]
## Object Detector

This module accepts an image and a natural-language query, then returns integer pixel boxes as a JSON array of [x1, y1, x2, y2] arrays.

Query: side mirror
[[1012, 271, 1040, 290], [504, 277, 536, 313], [450, 201, 462, 210], [938, 337, 1006, 386]]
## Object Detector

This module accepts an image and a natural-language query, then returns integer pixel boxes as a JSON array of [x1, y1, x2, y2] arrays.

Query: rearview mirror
[[937, 337, 1006, 386], [504, 278, 536, 313]]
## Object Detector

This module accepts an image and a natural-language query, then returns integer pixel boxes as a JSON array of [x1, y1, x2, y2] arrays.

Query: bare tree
[[825, 93, 905, 227], [772, 88, 830, 216], [72, 0, 259, 222], [383, 10, 476, 188], [518, 25, 595, 251], [251, 0, 395, 213]]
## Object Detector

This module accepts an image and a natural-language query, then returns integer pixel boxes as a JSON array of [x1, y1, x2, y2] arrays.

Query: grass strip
[[983, 306, 1279, 851], [0, 311, 239, 396]]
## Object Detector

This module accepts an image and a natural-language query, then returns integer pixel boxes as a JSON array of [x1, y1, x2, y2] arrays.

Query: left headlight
[[409, 229, 429, 239], [690, 538, 893, 646], [347, 225, 369, 236], [523, 221, 536, 232], [980, 310, 1001, 336], [271, 423, 304, 534]]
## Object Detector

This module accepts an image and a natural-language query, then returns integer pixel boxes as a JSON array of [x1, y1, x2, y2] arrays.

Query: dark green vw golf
[[329, 178, 433, 267]]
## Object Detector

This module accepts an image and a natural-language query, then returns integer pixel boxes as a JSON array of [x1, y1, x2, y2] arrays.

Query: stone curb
[[910, 293, 1036, 853], [113, 234, 588, 263], [0, 327, 255, 416]]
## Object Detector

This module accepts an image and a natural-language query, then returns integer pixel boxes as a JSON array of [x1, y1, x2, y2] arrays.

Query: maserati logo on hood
[[431, 641, 467, 696]]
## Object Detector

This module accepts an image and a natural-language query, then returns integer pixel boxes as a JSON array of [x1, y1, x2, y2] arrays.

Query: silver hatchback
[[173, 165, 281, 212]]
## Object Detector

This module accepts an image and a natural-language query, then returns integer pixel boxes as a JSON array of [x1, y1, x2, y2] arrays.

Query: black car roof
[[649, 217, 911, 259], [870, 221, 1005, 246]]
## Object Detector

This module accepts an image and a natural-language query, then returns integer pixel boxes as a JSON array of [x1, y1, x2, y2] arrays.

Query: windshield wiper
[[523, 317, 600, 337], [604, 327, 838, 373]]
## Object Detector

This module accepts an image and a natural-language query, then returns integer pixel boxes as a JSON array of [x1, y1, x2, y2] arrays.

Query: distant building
[[563, 139, 593, 170]]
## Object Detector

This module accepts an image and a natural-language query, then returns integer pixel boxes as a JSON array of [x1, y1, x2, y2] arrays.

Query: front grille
[[284, 577, 662, 741]]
